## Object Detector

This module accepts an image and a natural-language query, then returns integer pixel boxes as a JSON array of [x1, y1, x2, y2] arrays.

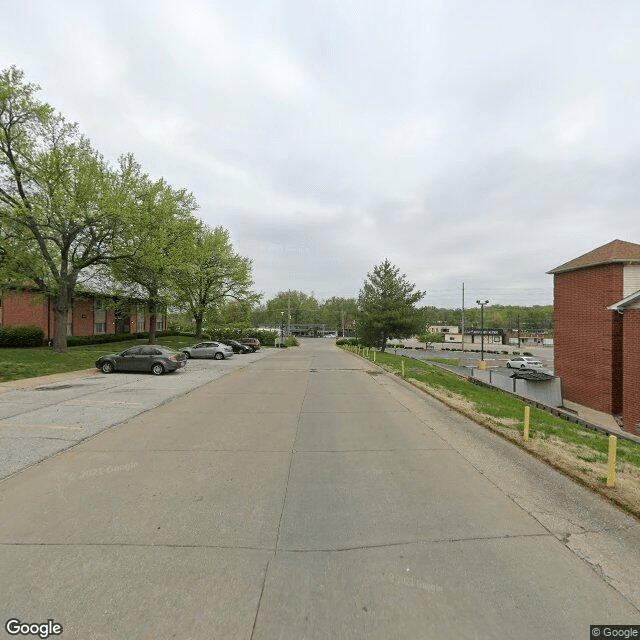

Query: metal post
[[280, 312, 284, 347], [476, 299, 489, 364], [524, 406, 530, 440], [461, 282, 465, 352], [607, 436, 617, 486]]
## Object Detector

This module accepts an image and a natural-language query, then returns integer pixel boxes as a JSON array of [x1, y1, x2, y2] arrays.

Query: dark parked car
[[96, 345, 187, 375], [225, 339, 253, 354], [240, 337, 260, 351], [180, 342, 233, 360]]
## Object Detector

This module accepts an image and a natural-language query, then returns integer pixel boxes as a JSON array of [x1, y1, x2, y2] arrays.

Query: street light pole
[[476, 299, 489, 364], [280, 311, 284, 347]]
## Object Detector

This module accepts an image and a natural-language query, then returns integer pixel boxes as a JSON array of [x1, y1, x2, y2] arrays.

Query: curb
[[0, 368, 99, 389]]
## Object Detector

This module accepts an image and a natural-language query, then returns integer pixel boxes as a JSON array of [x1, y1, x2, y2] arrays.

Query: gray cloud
[[2, 0, 639, 307]]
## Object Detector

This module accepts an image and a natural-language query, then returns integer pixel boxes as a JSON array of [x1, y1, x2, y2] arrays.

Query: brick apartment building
[[0, 288, 167, 340], [548, 239, 640, 434]]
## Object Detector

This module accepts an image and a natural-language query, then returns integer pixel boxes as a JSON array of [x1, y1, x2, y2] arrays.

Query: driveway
[[1, 339, 639, 639]]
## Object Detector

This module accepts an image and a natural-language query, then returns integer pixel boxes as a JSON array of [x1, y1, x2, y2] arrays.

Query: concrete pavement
[[1, 338, 639, 639], [0, 349, 272, 480]]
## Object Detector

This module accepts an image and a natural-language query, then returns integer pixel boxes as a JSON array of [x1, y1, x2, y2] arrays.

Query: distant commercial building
[[548, 239, 640, 434]]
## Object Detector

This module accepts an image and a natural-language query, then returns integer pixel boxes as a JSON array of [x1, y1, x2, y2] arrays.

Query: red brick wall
[[106, 308, 115, 334], [553, 264, 624, 414], [1, 290, 51, 338], [623, 311, 640, 434], [72, 299, 94, 336], [2, 290, 165, 339]]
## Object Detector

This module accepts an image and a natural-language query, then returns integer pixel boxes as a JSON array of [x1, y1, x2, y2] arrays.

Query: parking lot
[[0, 349, 273, 480], [390, 343, 555, 374]]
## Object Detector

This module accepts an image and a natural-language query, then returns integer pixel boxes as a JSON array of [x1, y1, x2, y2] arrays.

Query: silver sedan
[[180, 342, 234, 360]]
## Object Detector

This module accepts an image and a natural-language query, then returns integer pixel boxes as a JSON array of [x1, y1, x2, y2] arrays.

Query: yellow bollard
[[478, 360, 486, 370], [523, 406, 530, 441], [373, 350, 376, 363], [607, 435, 617, 487], [401, 359, 405, 378]]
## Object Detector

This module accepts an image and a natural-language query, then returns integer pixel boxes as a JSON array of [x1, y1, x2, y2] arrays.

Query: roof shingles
[[547, 239, 640, 274]]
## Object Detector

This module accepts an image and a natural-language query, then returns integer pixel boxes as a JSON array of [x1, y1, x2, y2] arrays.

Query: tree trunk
[[148, 300, 157, 344], [194, 314, 204, 339], [52, 284, 73, 353], [53, 306, 69, 352]]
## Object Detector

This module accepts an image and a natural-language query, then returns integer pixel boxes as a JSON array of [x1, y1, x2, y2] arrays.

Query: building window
[[67, 319, 72, 336], [94, 301, 106, 336], [155, 319, 164, 331], [136, 320, 145, 332]]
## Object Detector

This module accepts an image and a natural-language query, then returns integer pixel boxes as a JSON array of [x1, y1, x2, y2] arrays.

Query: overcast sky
[[2, 0, 639, 307]]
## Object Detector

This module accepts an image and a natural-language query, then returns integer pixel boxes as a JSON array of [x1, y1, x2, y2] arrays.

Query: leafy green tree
[[356, 259, 425, 351], [417, 331, 445, 349], [262, 291, 320, 326], [0, 66, 132, 351], [173, 225, 259, 339], [109, 169, 199, 344], [318, 296, 358, 335]]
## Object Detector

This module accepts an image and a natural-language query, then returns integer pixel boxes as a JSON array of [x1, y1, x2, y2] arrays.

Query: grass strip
[[0, 336, 203, 383]]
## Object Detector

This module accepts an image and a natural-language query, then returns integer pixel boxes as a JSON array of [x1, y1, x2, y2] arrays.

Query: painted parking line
[[60, 400, 143, 407], [0, 423, 84, 431]]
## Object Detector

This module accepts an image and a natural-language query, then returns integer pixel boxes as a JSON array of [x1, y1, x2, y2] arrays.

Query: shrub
[[203, 326, 279, 346], [0, 326, 44, 348], [336, 337, 358, 346], [65, 330, 188, 347], [284, 336, 299, 347]]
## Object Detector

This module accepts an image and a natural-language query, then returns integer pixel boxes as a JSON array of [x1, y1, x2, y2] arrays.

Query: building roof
[[547, 239, 640, 274]]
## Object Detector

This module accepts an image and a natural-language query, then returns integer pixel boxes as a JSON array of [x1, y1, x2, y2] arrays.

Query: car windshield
[[120, 347, 141, 356]]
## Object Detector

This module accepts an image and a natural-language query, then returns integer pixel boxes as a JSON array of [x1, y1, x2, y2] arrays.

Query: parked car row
[[95, 338, 261, 375]]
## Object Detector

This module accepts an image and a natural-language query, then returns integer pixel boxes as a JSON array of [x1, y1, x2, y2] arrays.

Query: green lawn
[[342, 346, 640, 469], [0, 336, 200, 383]]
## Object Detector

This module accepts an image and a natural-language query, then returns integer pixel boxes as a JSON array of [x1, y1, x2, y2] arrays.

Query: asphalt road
[[1, 339, 639, 639]]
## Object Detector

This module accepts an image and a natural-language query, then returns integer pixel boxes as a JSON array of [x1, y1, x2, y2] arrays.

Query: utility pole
[[287, 291, 291, 338], [461, 283, 465, 352], [476, 299, 489, 365]]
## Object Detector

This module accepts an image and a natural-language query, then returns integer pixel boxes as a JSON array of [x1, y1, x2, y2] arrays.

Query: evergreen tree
[[356, 259, 425, 351]]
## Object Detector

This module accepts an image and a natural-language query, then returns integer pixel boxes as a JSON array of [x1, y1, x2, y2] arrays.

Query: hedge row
[[0, 326, 45, 348], [66, 330, 189, 347], [203, 327, 279, 345]]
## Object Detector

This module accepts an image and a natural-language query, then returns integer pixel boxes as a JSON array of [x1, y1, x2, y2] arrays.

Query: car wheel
[[152, 363, 165, 375], [520, 364, 526, 369], [214, 352, 224, 360], [101, 361, 114, 374], [183, 351, 191, 359], [506, 363, 511, 368]]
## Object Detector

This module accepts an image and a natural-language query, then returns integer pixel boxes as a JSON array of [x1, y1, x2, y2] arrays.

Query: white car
[[180, 342, 233, 360], [506, 355, 542, 369]]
